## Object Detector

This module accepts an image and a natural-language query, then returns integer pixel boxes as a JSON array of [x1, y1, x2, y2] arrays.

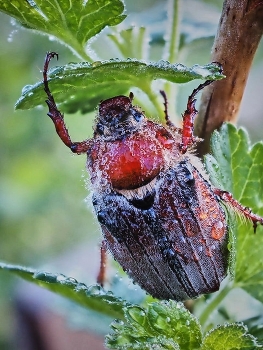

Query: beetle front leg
[[43, 52, 91, 154], [214, 188, 263, 232], [180, 80, 214, 154]]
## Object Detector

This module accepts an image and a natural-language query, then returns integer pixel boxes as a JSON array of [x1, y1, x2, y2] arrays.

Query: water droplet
[[87, 284, 104, 296], [111, 319, 124, 330], [56, 274, 67, 282], [92, 61, 101, 67], [34, 271, 57, 283], [67, 277, 77, 284], [211, 220, 225, 240], [127, 306, 146, 325], [152, 315, 168, 330], [48, 35, 56, 42], [21, 85, 33, 95], [192, 64, 211, 78], [75, 283, 87, 292], [163, 248, 175, 260], [175, 63, 186, 72]]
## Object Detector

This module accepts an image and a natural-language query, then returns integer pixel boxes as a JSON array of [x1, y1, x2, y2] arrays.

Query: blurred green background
[[0, 12, 101, 349], [0, 0, 262, 348]]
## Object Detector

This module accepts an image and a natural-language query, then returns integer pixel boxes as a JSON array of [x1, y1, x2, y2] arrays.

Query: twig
[[196, 0, 263, 155]]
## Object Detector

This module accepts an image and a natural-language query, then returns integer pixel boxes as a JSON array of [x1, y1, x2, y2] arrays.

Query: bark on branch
[[196, 0, 263, 155]]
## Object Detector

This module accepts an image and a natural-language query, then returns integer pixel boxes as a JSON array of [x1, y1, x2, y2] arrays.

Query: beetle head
[[95, 93, 145, 139]]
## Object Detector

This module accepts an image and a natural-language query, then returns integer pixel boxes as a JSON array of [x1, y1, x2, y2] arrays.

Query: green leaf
[[0, 0, 126, 60], [0, 262, 128, 320], [243, 315, 263, 344], [205, 124, 263, 303], [16, 60, 224, 114], [106, 301, 202, 350], [201, 323, 262, 350]]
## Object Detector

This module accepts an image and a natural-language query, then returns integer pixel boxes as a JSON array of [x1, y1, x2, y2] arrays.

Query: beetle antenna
[[160, 90, 180, 133], [129, 91, 134, 102]]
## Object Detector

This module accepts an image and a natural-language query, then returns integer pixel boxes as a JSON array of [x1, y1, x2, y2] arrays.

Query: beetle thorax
[[89, 117, 183, 194]]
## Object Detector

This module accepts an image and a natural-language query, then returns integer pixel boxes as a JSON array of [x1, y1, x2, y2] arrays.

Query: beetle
[[42, 52, 263, 300]]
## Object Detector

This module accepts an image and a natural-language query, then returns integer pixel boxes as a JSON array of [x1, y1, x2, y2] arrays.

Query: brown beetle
[[42, 52, 263, 300]]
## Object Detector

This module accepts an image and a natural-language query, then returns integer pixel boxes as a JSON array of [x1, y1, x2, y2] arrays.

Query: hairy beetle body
[[93, 160, 228, 300], [88, 97, 229, 300], [41, 52, 263, 301]]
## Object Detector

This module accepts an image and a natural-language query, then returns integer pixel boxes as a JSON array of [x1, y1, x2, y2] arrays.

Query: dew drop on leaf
[[56, 274, 67, 282], [87, 284, 104, 296], [21, 85, 33, 95]]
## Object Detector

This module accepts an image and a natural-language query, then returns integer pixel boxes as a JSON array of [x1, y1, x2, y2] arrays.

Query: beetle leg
[[214, 188, 263, 232], [180, 80, 214, 154], [43, 52, 91, 155], [96, 240, 107, 286]]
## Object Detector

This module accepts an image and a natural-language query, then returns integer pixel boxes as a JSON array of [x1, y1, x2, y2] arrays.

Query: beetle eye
[[132, 110, 144, 123]]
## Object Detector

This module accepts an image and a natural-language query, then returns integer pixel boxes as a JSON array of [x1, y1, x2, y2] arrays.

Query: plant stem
[[198, 284, 232, 327], [64, 36, 93, 62], [165, 0, 180, 64], [139, 83, 165, 121], [163, 0, 181, 120], [196, 0, 263, 155], [136, 27, 147, 60]]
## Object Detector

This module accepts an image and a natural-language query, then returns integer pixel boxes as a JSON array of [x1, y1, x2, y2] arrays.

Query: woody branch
[[196, 0, 263, 155]]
